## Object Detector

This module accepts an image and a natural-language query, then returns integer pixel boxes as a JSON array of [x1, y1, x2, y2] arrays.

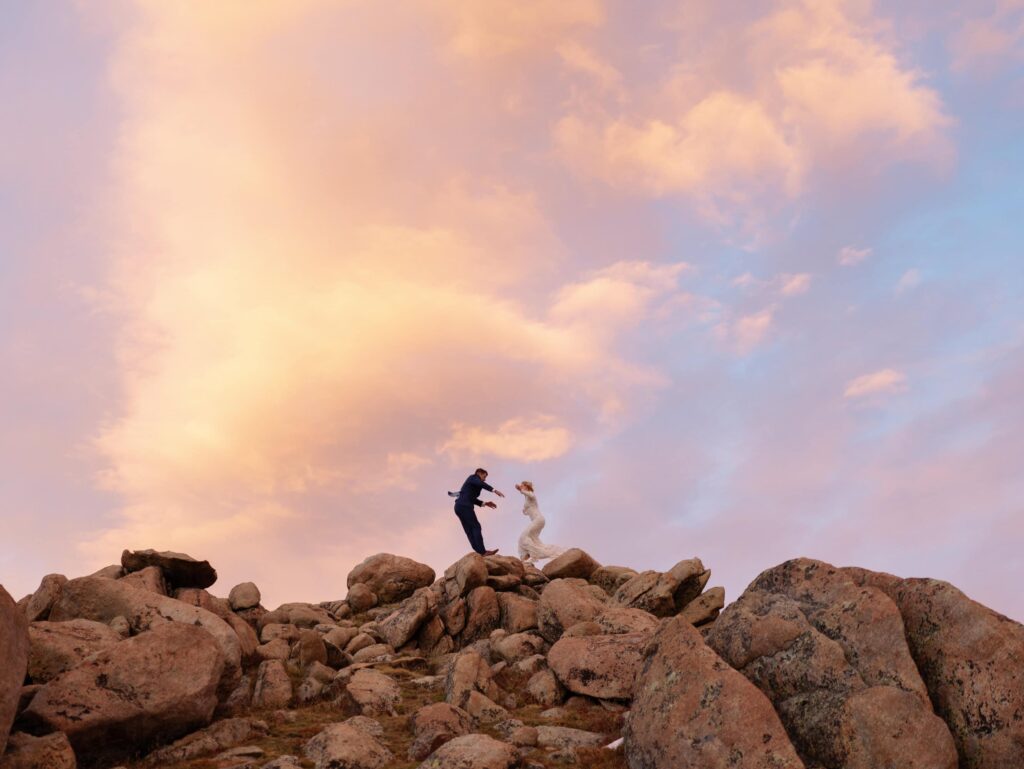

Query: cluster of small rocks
[[1, 547, 1022, 769]]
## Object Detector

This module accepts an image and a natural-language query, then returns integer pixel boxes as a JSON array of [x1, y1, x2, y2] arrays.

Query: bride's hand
[[495, 490, 505, 498]]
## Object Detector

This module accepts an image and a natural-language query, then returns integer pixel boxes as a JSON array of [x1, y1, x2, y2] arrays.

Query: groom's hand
[[484, 501, 497, 508], [494, 490, 505, 498]]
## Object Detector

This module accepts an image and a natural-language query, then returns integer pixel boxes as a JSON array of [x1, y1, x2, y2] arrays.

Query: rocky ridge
[[1, 547, 1021, 769]]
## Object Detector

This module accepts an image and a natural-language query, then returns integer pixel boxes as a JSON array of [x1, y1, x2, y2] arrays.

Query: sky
[[2, 0, 1022, 619]]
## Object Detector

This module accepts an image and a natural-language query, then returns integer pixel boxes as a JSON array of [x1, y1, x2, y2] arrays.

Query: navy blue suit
[[453, 474, 493, 554]]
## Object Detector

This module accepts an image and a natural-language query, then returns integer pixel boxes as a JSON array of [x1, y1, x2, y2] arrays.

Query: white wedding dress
[[517, 486, 565, 563]]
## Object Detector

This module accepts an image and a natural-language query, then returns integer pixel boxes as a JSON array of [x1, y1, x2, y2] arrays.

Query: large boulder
[[347, 554, 436, 604], [595, 607, 659, 635], [860, 574, 1024, 769], [48, 576, 241, 694], [1, 586, 29, 756], [22, 575, 67, 622], [589, 565, 638, 595], [121, 548, 217, 589], [120, 565, 168, 595], [379, 587, 438, 649], [415, 733, 519, 769], [443, 554, 489, 600], [497, 593, 538, 634], [228, 582, 261, 611], [445, 650, 501, 709], [547, 633, 647, 699], [462, 587, 500, 642], [0, 731, 76, 769], [678, 585, 724, 625], [252, 659, 293, 709], [492, 632, 545, 664], [303, 722, 393, 769], [542, 549, 600, 580], [408, 702, 473, 760], [21, 622, 225, 766], [750, 559, 931, 700], [625, 616, 804, 769], [536, 579, 605, 643], [345, 669, 401, 716], [705, 588, 957, 769], [26, 619, 121, 683], [613, 558, 709, 617]]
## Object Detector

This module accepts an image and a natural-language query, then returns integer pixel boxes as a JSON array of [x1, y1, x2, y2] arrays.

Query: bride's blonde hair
[[520, 481, 534, 492]]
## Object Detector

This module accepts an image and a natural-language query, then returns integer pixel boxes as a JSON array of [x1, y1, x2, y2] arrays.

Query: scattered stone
[[296, 628, 328, 667], [22, 622, 225, 766], [589, 565, 638, 595], [537, 579, 606, 643], [252, 660, 293, 709], [323, 625, 359, 650], [262, 623, 300, 644], [408, 702, 473, 760], [345, 633, 376, 655], [445, 650, 502, 709], [345, 669, 401, 716], [0, 731, 76, 769], [415, 733, 519, 769], [463, 690, 510, 724], [303, 722, 393, 769], [345, 715, 385, 738], [497, 592, 537, 633], [492, 632, 545, 664], [229, 582, 261, 611], [548, 632, 648, 699], [625, 616, 804, 769], [347, 583, 378, 614], [351, 643, 393, 663], [536, 725, 605, 750], [527, 669, 564, 707], [120, 548, 217, 589], [256, 639, 291, 662], [542, 548, 600, 580], [143, 717, 269, 763], [677, 585, 724, 626], [1, 586, 29, 755], [347, 553, 436, 604], [379, 587, 438, 649], [261, 755, 303, 768]]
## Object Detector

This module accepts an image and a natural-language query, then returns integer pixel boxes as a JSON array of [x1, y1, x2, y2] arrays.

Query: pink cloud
[[844, 368, 909, 398]]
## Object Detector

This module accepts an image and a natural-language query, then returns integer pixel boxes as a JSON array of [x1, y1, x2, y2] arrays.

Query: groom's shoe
[[484, 548, 499, 556]]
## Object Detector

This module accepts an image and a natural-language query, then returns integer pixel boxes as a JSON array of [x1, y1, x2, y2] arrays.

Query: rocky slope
[[1, 547, 1022, 769]]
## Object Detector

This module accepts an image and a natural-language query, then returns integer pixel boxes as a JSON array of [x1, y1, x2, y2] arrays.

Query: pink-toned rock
[[1, 586, 29, 755], [22, 622, 225, 766], [228, 582, 261, 611], [548, 632, 647, 699], [48, 576, 241, 695], [256, 638, 291, 662], [26, 619, 121, 682], [304, 722, 393, 769], [143, 716, 270, 763], [596, 607, 659, 635], [678, 586, 724, 626], [542, 548, 600, 580], [408, 702, 473, 760], [439, 597, 467, 637], [379, 587, 438, 649], [345, 669, 401, 716], [589, 565, 638, 596], [536, 579, 605, 643], [613, 558, 709, 618], [414, 733, 519, 769], [497, 592, 537, 633], [121, 548, 217, 589], [445, 650, 502, 709], [705, 587, 957, 769], [527, 669, 564, 707], [463, 587, 500, 642], [120, 565, 167, 595], [346, 583, 378, 614], [295, 628, 328, 667], [492, 632, 545, 664], [253, 659, 293, 709], [870, 575, 1024, 769], [347, 553, 435, 604], [22, 575, 67, 622], [625, 616, 804, 769], [0, 731, 76, 769], [444, 554, 489, 600]]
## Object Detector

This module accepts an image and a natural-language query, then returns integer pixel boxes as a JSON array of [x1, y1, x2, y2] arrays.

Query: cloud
[[441, 416, 573, 462], [838, 245, 873, 266], [844, 368, 909, 398], [779, 273, 812, 296], [896, 268, 922, 294], [949, 1, 1024, 75]]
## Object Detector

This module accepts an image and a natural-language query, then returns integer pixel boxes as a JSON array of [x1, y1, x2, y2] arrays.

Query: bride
[[515, 481, 565, 564]]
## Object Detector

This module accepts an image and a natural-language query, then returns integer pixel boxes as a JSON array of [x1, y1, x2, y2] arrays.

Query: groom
[[451, 468, 505, 556]]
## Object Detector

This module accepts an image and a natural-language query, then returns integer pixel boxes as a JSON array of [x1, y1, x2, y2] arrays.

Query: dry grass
[[121, 663, 627, 769]]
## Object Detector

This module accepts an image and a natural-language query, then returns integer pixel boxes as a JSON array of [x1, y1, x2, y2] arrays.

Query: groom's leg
[[455, 506, 486, 555]]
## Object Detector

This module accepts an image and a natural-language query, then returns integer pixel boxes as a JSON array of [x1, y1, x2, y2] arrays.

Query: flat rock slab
[[548, 632, 648, 699], [121, 549, 217, 589], [304, 722, 393, 769], [415, 733, 519, 769], [22, 622, 225, 767]]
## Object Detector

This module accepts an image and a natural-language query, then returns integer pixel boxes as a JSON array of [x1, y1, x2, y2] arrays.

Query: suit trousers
[[454, 503, 486, 554]]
